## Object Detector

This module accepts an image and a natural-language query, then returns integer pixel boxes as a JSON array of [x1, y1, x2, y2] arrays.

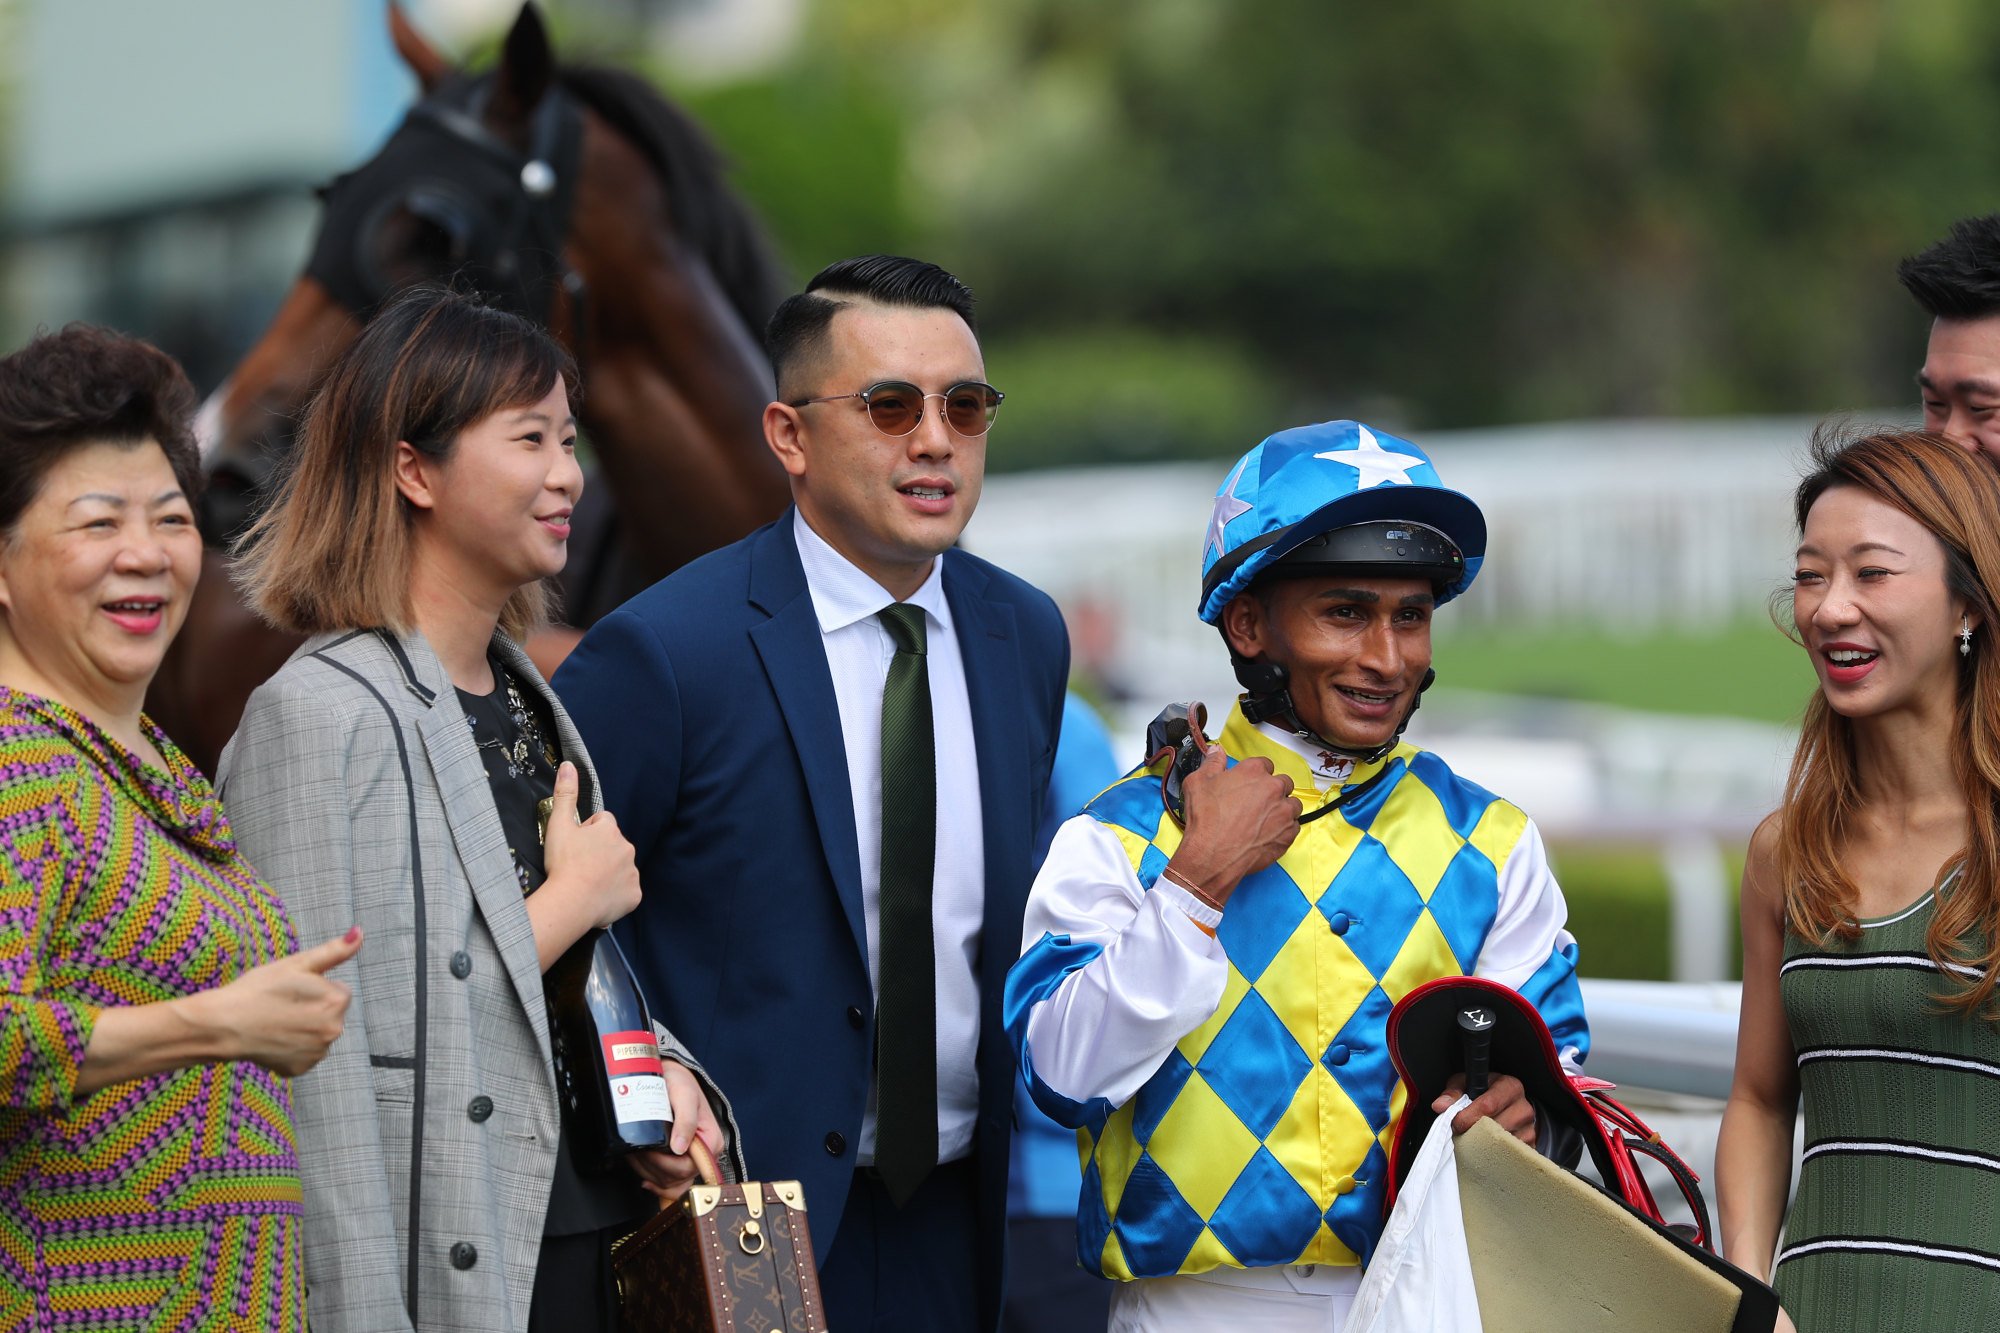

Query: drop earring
[[1962, 616, 1974, 658]]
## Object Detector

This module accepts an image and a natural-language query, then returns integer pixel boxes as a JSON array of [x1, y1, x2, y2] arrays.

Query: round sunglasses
[[789, 379, 1005, 437]]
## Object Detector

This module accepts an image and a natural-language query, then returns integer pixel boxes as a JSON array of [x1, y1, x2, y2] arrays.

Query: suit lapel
[[747, 518, 870, 964], [397, 631, 555, 1072], [943, 554, 1031, 993]]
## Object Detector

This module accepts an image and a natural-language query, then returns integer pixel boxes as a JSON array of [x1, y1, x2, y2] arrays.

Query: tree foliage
[[31, 2, 1990, 471], [679, 0, 2000, 461]]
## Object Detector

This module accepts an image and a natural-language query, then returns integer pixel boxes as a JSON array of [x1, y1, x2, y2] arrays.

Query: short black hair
[[765, 255, 977, 398], [0, 324, 201, 539], [1899, 215, 2000, 321]]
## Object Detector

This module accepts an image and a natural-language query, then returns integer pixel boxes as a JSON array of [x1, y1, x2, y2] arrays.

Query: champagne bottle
[[544, 927, 673, 1171]]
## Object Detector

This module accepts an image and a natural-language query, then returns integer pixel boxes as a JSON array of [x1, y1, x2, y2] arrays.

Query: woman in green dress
[[1719, 429, 2000, 1332]]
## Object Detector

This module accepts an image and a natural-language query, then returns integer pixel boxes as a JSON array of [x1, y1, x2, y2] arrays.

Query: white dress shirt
[[793, 510, 985, 1165]]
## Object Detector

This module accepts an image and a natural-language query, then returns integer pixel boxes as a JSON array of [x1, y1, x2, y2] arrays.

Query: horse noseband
[[304, 71, 585, 331]]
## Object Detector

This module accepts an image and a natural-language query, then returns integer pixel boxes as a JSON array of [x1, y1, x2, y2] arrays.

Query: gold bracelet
[[1161, 866, 1226, 915]]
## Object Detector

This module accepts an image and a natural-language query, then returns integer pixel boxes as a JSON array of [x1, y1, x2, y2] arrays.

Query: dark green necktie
[[874, 601, 937, 1206]]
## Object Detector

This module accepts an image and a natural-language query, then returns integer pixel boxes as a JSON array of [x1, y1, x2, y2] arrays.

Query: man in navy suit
[[555, 255, 1069, 1333]]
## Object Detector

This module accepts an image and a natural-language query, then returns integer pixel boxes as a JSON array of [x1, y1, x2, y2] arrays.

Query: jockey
[[1004, 420, 1590, 1331]]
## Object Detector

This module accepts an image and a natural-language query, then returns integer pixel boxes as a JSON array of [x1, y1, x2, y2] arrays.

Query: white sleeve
[[1473, 817, 1583, 1070], [1017, 815, 1230, 1108]]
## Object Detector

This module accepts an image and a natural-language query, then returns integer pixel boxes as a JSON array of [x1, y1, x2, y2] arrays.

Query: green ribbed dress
[[1777, 889, 2000, 1330]]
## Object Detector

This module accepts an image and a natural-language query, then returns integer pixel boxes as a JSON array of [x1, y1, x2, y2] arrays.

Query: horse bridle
[[304, 70, 589, 342], [194, 74, 591, 545]]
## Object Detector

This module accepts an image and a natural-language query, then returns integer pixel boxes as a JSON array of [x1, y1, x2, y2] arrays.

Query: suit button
[[1328, 912, 1351, 936], [846, 1006, 865, 1031], [1334, 1175, 1357, 1196], [450, 1242, 477, 1270], [824, 1132, 846, 1157], [468, 1096, 493, 1123], [1327, 1044, 1350, 1066], [450, 951, 473, 979]]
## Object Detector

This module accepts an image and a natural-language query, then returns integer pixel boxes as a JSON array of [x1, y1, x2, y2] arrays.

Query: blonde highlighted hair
[[1779, 427, 2000, 1016], [233, 286, 576, 640]]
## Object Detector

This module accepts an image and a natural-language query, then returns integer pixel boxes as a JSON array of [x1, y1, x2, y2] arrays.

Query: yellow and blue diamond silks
[[1005, 704, 1588, 1281]]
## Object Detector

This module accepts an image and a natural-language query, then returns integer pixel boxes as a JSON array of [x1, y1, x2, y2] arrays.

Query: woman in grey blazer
[[218, 287, 739, 1333]]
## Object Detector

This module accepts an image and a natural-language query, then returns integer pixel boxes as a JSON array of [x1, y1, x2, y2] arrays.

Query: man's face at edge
[[1919, 315, 2000, 461]]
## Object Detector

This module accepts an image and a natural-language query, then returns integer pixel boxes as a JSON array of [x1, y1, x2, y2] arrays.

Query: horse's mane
[[555, 62, 788, 336]]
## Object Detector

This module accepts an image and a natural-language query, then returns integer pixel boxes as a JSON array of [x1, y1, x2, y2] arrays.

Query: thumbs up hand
[[1163, 736, 1301, 910], [541, 762, 643, 930], [195, 926, 363, 1076]]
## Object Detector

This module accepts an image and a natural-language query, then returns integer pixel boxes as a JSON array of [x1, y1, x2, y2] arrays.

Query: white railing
[[1579, 978, 1742, 1099], [964, 414, 1890, 705]]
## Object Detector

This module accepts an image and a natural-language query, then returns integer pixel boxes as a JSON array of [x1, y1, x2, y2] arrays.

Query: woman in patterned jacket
[[0, 325, 355, 1330], [1719, 429, 2000, 1332]]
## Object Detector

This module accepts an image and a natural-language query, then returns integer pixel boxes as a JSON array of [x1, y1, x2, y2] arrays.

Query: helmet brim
[[1200, 482, 1487, 623]]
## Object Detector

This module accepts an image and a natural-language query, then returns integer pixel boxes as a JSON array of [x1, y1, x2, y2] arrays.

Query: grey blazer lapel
[[397, 631, 554, 1067]]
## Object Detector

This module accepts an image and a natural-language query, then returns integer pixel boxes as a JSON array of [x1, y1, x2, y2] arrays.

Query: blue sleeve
[[1033, 693, 1123, 866], [1003, 930, 1121, 1133], [1518, 939, 1590, 1064]]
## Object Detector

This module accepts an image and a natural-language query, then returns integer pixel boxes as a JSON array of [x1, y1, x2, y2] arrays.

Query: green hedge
[[1547, 843, 1745, 981]]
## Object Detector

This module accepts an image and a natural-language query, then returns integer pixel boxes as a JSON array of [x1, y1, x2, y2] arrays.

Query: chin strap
[[1231, 648, 1436, 767]]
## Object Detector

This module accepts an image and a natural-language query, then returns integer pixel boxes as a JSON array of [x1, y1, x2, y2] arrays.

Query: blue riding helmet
[[1198, 420, 1487, 624]]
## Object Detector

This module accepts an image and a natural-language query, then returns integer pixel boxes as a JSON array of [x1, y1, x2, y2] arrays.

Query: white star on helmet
[[1313, 425, 1426, 488], [1206, 456, 1253, 559]]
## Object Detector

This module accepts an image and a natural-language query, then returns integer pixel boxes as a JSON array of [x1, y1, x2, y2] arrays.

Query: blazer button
[[450, 1242, 477, 1270], [450, 951, 473, 979], [1328, 911, 1351, 936], [823, 1131, 846, 1157], [846, 1006, 865, 1031], [1327, 1044, 1351, 1066], [467, 1095, 494, 1123]]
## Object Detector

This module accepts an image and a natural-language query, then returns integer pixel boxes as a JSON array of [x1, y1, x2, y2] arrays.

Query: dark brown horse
[[150, 4, 791, 770]]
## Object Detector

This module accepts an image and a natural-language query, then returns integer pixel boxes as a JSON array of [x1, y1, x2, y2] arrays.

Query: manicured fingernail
[[344, 926, 362, 944]]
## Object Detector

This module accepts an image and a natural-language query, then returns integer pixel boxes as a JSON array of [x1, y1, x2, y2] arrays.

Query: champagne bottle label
[[600, 1029, 672, 1126]]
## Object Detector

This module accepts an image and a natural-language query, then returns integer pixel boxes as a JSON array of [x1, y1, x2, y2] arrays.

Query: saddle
[[1383, 977, 1780, 1331]]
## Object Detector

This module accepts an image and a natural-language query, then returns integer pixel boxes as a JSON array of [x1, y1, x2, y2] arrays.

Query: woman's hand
[[541, 762, 642, 929], [621, 1061, 728, 1205], [77, 926, 365, 1095], [193, 928, 362, 1076]]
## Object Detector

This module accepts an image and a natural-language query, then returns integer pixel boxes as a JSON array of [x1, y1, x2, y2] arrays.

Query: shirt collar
[[793, 508, 953, 635], [1217, 699, 1403, 795]]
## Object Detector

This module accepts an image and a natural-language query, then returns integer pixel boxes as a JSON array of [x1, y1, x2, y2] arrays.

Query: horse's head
[[203, 2, 787, 574]]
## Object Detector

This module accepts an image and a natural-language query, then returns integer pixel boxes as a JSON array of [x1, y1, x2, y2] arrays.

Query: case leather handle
[[689, 1135, 722, 1188]]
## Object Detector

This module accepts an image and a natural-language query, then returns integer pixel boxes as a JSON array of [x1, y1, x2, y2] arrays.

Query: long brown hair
[[234, 286, 576, 640], [1778, 427, 2000, 1015]]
